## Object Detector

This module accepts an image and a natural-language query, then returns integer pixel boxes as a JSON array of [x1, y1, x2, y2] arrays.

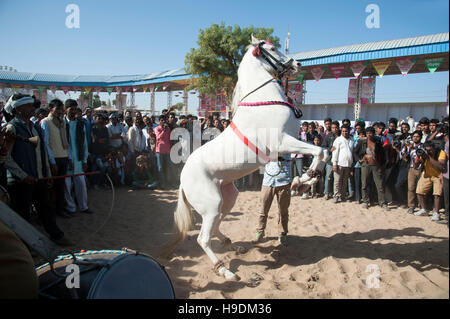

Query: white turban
[[3, 96, 34, 114]]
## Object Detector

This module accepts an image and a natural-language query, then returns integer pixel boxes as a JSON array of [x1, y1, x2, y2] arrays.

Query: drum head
[[87, 254, 175, 299]]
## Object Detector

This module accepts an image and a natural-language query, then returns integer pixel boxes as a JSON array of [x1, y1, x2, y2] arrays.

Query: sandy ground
[[35, 185, 449, 299]]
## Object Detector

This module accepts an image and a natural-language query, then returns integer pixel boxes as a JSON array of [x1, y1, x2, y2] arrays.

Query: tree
[[80, 92, 102, 108], [185, 23, 280, 104]]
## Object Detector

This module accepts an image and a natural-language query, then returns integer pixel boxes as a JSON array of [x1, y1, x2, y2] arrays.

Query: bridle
[[239, 41, 303, 119]]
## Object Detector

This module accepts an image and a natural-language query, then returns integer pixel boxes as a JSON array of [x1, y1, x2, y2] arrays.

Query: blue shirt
[[262, 154, 292, 187]]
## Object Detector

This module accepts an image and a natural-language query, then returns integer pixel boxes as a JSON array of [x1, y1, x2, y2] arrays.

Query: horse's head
[[250, 34, 301, 77]]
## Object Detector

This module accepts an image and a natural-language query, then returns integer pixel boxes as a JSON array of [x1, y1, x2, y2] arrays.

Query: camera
[[416, 148, 426, 159], [436, 123, 448, 134], [392, 138, 402, 149]]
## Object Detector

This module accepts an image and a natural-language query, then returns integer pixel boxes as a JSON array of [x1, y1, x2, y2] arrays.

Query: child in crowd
[[132, 155, 158, 189], [310, 135, 325, 198]]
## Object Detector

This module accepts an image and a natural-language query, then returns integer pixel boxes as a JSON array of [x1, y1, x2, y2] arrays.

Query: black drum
[[36, 248, 175, 299]]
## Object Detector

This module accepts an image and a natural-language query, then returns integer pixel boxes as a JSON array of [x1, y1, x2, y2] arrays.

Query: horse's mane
[[230, 79, 242, 116]]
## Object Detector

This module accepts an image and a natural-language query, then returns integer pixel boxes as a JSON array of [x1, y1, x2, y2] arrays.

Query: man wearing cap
[[106, 113, 123, 150], [2, 94, 71, 246]]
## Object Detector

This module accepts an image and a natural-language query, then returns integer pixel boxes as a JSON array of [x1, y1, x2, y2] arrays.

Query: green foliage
[[185, 22, 280, 103]]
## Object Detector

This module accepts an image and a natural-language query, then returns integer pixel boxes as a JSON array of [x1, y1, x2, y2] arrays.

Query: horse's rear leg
[[198, 211, 238, 280], [213, 182, 239, 246]]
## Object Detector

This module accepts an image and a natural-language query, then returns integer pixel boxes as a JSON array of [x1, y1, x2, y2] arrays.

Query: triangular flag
[[123, 87, 130, 93], [84, 87, 93, 94], [133, 87, 139, 93], [106, 87, 114, 95], [49, 85, 57, 94], [424, 57, 444, 73], [142, 86, 148, 93], [61, 86, 69, 94], [154, 85, 160, 91], [37, 86, 45, 94], [329, 64, 346, 80], [297, 70, 307, 83], [310, 66, 326, 82], [149, 85, 155, 93], [162, 83, 169, 91], [350, 61, 369, 78], [395, 57, 418, 76], [11, 84, 22, 92], [372, 60, 392, 77]]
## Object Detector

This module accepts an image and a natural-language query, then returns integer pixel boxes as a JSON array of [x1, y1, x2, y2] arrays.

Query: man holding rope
[[2, 94, 72, 246]]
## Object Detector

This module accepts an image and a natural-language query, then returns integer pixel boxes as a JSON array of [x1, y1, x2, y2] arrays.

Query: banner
[[361, 78, 375, 104], [424, 57, 444, 73], [348, 79, 358, 104], [350, 61, 368, 78], [395, 57, 418, 76], [34, 89, 48, 106], [11, 84, 22, 92], [288, 82, 302, 105], [61, 86, 70, 94], [297, 70, 307, 83], [372, 60, 392, 77], [310, 66, 327, 82], [330, 64, 345, 80]]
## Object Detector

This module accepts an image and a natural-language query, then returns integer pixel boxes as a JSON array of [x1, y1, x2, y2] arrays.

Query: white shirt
[[332, 135, 354, 168], [106, 122, 123, 148]]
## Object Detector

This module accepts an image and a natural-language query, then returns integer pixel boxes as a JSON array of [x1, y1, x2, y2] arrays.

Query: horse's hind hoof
[[221, 237, 232, 247], [217, 266, 239, 281], [233, 245, 247, 254]]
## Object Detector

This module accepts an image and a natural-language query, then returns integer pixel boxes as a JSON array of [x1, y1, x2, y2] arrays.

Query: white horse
[[168, 35, 329, 280]]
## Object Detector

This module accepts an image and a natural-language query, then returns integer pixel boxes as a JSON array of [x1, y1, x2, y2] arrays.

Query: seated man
[[414, 141, 446, 221], [132, 155, 157, 189]]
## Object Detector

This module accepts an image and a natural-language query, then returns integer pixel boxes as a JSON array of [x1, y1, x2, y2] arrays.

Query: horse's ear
[[251, 34, 260, 45]]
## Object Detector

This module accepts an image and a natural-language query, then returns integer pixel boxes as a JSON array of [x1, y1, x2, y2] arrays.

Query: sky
[[0, 0, 448, 112]]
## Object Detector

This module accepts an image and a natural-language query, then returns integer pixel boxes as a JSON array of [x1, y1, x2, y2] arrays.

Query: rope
[[77, 173, 115, 246], [38, 171, 100, 181]]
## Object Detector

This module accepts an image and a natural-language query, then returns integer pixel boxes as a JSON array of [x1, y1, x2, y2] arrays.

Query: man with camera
[[398, 130, 423, 214], [414, 141, 446, 221], [391, 122, 411, 207]]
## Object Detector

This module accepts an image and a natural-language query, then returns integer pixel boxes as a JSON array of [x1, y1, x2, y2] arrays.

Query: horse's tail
[[158, 184, 192, 258]]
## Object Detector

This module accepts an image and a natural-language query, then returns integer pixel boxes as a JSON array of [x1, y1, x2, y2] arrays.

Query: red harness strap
[[229, 121, 271, 163]]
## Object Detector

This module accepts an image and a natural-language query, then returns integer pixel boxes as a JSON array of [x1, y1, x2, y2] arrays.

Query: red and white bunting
[[350, 61, 367, 78], [329, 64, 346, 80], [310, 66, 325, 82]]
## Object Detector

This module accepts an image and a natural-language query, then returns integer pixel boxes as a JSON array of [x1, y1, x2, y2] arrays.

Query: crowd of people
[[294, 116, 449, 225], [1, 93, 449, 250]]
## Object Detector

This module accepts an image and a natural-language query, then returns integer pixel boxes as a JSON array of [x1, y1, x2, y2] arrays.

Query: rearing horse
[[169, 35, 328, 280]]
